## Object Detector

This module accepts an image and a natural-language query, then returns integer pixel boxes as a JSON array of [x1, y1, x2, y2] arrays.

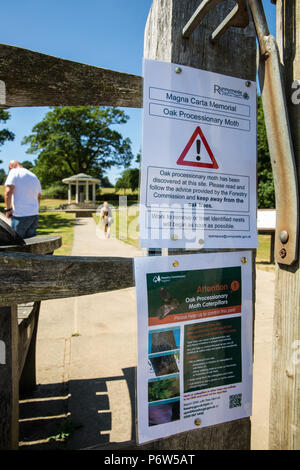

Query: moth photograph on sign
[[139, 59, 258, 250], [134, 251, 253, 444]]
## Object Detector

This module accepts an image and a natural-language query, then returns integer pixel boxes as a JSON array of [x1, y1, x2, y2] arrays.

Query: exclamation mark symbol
[[196, 139, 201, 161]]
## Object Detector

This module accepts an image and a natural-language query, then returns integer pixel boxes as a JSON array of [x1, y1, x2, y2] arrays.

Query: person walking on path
[[4, 160, 42, 238], [99, 201, 114, 238]]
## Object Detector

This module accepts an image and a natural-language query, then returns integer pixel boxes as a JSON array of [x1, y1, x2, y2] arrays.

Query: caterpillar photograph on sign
[[139, 59, 258, 250]]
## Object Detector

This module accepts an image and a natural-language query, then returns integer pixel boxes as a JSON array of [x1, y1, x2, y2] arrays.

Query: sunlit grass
[[256, 234, 272, 262], [36, 211, 76, 256], [256, 234, 275, 271], [40, 198, 68, 210], [0, 185, 275, 263], [93, 205, 140, 249]]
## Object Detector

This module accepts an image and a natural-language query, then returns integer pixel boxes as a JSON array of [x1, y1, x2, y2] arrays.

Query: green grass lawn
[[94, 207, 274, 263], [40, 198, 68, 210], [1, 186, 275, 264], [256, 234, 275, 271], [36, 211, 75, 256], [256, 234, 272, 262], [93, 204, 140, 248]]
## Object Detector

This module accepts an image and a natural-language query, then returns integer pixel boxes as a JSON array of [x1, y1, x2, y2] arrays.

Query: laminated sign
[[134, 252, 253, 444], [139, 59, 258, 249]]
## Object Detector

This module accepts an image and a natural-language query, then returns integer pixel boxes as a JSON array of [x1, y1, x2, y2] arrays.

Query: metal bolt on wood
[[279, 248, 287, 259], [279, 231, 289, 244]]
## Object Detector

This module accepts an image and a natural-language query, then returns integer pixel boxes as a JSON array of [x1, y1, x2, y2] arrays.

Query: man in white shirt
[[4, 160, 42, 238]]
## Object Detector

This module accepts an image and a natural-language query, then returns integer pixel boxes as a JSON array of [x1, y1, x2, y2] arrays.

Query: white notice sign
[[135, 251, 253, 444], [139, 59, 258, 249]]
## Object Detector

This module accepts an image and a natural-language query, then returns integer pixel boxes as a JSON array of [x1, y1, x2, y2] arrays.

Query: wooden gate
[[1, 0, 289, 450]]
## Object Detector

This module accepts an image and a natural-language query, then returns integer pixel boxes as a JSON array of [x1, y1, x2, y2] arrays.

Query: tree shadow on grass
[[37, 214, 75, 235]]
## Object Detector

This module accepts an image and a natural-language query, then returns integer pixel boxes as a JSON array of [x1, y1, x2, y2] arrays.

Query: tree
[[257, 96, 275, 208], [100, 176, 114, 188], [135, 149, 141, 165], [20, 160, 34, 171], [115, 168, 140, 193], [0, 109, 14, 186], [0, 109, 14, 151], [22, 106, 133, 188], [0, 169, 6, 185]]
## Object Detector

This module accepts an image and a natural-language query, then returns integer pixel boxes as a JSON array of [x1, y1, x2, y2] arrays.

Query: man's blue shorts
[[11, 215, 39, 239]]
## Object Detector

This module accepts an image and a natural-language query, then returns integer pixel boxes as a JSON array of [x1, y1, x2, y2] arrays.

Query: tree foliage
[[22, 106, 133, 188], [0, 109, 15, 151], [100, 176, 114, 188], [257, 96, 275, 208], [115, 168, 140, 192], [20, 160, 34, 171], [0, 169, 6, 185]]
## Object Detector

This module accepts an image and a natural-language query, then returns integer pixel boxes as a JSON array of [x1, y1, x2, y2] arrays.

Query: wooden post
[[269, 0, 300, 450], [75, 180, 79, 204], [143, 0, 256, 450], [0, 306, 19, 450], [0, 238, 61, 449], [85, 181, 89, 203], [19, 302, 41, 394]]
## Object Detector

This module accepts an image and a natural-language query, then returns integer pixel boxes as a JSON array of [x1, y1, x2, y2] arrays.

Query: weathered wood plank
[[0, 252, 134, 305], [0, 235, 62, 254], [86, 417, 251, 450], [0, 306, 19, 450], [18, 302, 41, 394], [18, 303, 39, 381], [269, 0, 300, 450], [144, 0, 255, 78], [141, 0, 256, 451], [0, 44, 142, 108]]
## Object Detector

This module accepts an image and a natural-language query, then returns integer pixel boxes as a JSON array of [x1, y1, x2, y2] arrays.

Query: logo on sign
[[176, 126, 218, 169], [214, 84, 249, 100], [0, 340, 5, 365]]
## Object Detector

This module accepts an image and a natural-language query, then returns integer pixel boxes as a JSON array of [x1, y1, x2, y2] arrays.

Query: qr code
[[229, 393, 242, 409]]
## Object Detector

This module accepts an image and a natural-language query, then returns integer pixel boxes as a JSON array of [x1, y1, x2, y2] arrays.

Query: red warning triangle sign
[[176, 126, 219, 169]]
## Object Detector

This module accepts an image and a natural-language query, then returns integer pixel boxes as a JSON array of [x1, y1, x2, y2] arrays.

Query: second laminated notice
[[135, 251, 253, 444]]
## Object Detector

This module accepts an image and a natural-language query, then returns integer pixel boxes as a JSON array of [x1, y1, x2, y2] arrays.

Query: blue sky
[[0, 0, 276, 184]]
